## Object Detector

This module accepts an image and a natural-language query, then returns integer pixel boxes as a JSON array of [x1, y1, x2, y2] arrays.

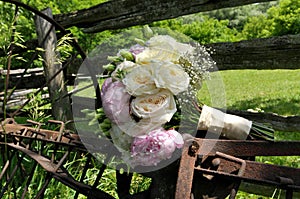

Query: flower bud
[[119, 49, 134, 61], [103, 63, 116, 72], [107, 56, 123, 63], [143, 25, 154, 38], [134, 38, 145, 46]]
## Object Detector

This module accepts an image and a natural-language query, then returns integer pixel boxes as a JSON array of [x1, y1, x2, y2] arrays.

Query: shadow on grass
[[229, 97, 300, 116], [229, 97, 300, 141]]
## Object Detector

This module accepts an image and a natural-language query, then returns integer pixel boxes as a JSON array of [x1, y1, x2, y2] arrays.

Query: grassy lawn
[[198, 69, 300, 116], [198, 69, 300, 198], [198, 69, 300, 142]]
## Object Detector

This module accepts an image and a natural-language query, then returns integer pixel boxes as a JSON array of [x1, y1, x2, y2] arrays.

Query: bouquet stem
[[189, 103, 274, 141]]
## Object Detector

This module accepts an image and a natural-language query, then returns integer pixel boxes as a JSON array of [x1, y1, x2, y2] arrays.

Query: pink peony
[[130, 128, 184, 166], [101, 78, 131, 124]]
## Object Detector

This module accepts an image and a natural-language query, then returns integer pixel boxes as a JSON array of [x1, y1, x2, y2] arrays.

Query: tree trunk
[[34, 8, 73, 124]]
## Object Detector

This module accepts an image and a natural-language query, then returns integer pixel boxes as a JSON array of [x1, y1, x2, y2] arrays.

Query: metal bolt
[[212, 158, 221, 167]]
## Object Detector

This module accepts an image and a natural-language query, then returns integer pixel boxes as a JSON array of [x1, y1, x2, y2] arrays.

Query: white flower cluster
[[100, 34, 214, 167]]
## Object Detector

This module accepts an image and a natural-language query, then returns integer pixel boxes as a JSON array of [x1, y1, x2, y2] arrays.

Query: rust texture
[[176, 138, 300, 199], [175, 142, 198, 199]]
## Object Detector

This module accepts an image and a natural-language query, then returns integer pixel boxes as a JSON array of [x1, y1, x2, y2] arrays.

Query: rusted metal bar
[[175, 141, 199, 199], [74, 153, 92, 199], [0, 118, 85, 150], [0, 141, 115, 199], [195, 155, 300, 190], [196, 138, 300, 156], [34, 173, 52, 199], [48, 119, 65, 142], [176, 138, 300, 199], [0, 160, 10, 181], [2, 118, 300, 198], [0, 152, 26, 197], [116, 164, 133, 198], [0, 117, 115, 198]]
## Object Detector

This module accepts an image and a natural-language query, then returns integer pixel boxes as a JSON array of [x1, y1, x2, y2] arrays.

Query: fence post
[[34, 8, 73, 124]]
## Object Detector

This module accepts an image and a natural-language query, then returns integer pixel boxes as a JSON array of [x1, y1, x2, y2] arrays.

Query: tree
[[152, 15, 241, 44], [268, 0, 300, 35], [241, 0, 300, 39], [204, 1, 278, 31]]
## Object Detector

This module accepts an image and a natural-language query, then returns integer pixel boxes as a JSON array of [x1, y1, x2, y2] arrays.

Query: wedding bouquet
[[92, 30, 274, 168]]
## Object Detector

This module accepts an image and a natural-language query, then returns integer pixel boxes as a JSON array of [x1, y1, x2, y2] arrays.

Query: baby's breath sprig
[[179, 43, 215, 94]]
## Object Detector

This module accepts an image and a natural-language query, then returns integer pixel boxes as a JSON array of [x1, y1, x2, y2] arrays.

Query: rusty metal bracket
[[215, 152, 246, 199], [0, 118, 85, 150], [176, 138, 300, 199]]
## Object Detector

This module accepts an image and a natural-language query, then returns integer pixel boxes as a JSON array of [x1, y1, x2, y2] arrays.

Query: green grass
[[198, 69, 300, 140], [198, 69, 300, 116], [198, 69, 300, 199], [199, 69, 300, 141]]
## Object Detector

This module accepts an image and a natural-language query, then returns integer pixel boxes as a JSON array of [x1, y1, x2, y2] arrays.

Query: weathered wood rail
[[54, 0, 276, 33], [1, 33, 300, 72], [207, 34, 300, 70]]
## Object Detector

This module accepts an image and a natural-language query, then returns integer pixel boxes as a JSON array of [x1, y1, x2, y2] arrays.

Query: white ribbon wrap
[[198, 105, 252, 140]]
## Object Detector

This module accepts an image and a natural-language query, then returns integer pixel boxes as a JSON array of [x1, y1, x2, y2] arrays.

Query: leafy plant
[[22, 90, 52, 122], [241, 0, 300, 39]]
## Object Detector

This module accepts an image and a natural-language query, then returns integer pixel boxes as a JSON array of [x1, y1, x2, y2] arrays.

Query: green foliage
[[241, 0, 300, 39], [22, 0, 107, 14], [152, 0, 300, 42], [0, 0, 111, 70], [205, 2, 277, 31], [268, 0, 300, 35], [198, 69, 300, 116], [130, 173, 151, 195], [19, 0, 111, 53], [0, 2, 15, 48], [152, 15, 242, 44], [22, 90, 52, 122], [241, 15, 274, 39]]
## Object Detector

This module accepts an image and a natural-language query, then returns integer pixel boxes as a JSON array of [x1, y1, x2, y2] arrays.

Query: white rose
[[122, 64, 160, 96], [111, 60, 136, 79], [153, 62, 190, 95], [136, 35, 193, 64], [131, 89, 177, 123]]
